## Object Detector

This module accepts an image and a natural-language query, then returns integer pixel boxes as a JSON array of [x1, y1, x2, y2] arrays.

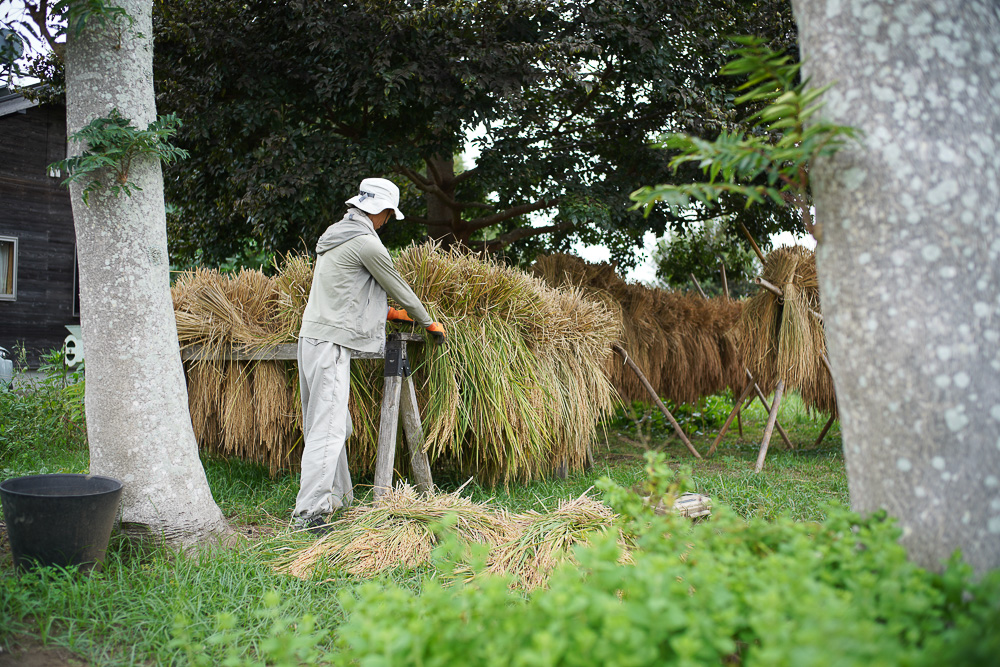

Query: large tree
[[152, 0, 799, 267], [52, 0, 230, 547], [793, 0, 1000, 573]]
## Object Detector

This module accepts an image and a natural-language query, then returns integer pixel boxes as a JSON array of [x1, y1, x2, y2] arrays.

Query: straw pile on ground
[[532, 254, 744, 405], [172, 243, 621, 483], [734, 246, 836, 415], [272, 485, 511, 578], [271, 485, 628, 590]]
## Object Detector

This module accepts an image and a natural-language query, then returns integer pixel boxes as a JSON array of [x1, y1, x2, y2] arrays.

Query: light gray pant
[[293, 337, 354, 520]]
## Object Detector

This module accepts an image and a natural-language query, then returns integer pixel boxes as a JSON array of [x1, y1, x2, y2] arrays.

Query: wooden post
[[736, 409, 743, 438], [720, 262, 729, 300], [707, 379, 757, 456], [373, 337, 406, 500], [754, 380, 785, 473], [814, 413, 837, 448], [611, 343, 701, 459], [399, 373, 434, 494]]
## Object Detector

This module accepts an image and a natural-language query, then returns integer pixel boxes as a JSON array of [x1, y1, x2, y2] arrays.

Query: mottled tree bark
[[793, 0, 1000, 573], [65, 0, 231, 547]]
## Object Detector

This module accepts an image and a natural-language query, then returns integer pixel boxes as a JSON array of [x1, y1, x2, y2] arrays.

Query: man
[[293, 177, 445, 532]]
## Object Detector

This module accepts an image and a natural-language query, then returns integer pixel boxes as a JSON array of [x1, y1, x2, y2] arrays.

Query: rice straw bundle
[[480, 495, 629, 590], [532, 254, 744, 405], [172, 243, 620, 483], [272, 484, 512, 579], [734, 246, 836, 415]]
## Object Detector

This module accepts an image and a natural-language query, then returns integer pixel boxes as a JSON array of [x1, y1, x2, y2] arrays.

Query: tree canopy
[[152, 0, 799, 267]]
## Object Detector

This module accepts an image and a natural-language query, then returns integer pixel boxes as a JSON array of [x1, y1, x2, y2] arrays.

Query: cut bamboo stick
[[754, 380, 785, 473], [611, 344, 701, 459], [814, 413, 837, 448]]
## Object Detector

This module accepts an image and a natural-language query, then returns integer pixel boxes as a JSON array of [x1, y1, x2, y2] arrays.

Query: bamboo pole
[[750, 382, 795, 450], [739, 221, 766, 264], [754, 380, 785, 473], [612, 343, 701, 459], [720, 262, 729, 299], [814, 413, 837, 448], [690, 273, 708, 299]]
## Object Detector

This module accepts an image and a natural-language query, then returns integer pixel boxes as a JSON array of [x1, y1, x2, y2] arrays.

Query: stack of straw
[[272, 485, 630, 590], [273, 485, 512, 578], [532, 254, 744, 405], [734, 246, 836, 415], [172, 243, 621, 483], [173, 268, 301, 474]]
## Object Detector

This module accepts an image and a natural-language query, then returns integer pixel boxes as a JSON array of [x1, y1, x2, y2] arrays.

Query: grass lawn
[[0, 384, 847, 666]]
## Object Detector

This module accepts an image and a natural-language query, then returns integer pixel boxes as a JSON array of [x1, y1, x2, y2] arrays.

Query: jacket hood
[[315, 208, 377, 254]]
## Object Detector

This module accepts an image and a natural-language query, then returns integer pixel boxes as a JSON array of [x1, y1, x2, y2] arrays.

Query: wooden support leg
[[399, 374, 434, 494], [612, 344, 701, 459], [707, 380, 757, 456], [736, 409, 743, 438], [751, 385, 795, 450], [814, 413, 837, 448], [374, 374, 402, 500], [374, 338, 406, 501], [754, 380, 785, 473]]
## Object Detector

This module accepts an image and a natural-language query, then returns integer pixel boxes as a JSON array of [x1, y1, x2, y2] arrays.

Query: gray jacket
[[299, 209, 432, 353]]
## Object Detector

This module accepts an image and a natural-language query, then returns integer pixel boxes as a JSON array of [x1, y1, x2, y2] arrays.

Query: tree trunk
[[65, 0, 231, 548], [425, 155, 461, 246], [793, 0, 1000, 573]]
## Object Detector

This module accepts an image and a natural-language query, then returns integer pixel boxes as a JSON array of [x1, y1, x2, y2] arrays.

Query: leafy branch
[[52, 109, 189, 205], [630, 36, 861, 240]]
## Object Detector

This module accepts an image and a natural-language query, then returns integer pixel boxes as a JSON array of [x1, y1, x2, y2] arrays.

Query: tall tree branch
[[482, 221, 575, 251], [466, 199, 558, 232], [25, 0, 65, 59]]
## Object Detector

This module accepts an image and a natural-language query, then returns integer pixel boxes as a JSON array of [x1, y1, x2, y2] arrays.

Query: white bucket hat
[[345, 177, 405, 220]]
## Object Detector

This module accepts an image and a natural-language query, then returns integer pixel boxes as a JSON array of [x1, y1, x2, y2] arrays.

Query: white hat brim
[[346, 196, 405, 220]]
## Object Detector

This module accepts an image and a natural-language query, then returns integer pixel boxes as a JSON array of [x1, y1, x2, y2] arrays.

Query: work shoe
[[303, 515, 335, 536], [292, 509, 343, 536]]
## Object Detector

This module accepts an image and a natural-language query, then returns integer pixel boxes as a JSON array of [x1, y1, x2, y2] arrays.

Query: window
[[0, 236, 16, 301]]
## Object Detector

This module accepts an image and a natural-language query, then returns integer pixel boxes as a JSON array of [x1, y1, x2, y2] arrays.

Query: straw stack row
[[532, 253, 745, 405], [171, 243, 621, 483]]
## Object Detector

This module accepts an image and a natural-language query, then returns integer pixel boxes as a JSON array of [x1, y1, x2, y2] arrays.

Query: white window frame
[[0, 235, 16, 301]]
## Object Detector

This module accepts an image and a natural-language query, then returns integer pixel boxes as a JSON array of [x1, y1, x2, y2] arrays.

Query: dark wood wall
[[0, 102, 78, 368]]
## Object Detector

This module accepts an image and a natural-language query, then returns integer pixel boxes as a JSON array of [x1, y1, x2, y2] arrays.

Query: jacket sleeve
[[357, 238, 434, 327]]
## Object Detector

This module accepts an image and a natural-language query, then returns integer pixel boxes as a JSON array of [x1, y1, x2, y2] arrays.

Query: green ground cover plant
[[1, 372, 993, 665]]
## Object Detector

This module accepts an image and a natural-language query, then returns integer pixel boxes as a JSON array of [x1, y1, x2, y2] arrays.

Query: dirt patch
[[0, 638, 90, 667]]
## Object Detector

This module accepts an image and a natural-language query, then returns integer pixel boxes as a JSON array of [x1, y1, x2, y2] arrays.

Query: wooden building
[[0, 89, 78, 368]]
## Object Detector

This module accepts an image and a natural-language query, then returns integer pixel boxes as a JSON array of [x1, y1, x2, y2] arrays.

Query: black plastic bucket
[[0, 473, 123, 573]]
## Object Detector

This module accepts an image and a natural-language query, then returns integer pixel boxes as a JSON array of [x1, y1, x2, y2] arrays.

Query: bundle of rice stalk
[[253, 360, 300, 474], [735, 246, 835, 414], [477, 495, 629, 591], [272, 484, 512, 580], [173, 244, 620, 484], [533, 254, 744, 405], [390, 244, 620, 484]]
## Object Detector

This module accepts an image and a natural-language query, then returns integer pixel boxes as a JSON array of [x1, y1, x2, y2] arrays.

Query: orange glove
[[426, 322, 446, 344], [387, 307, 414, 324]]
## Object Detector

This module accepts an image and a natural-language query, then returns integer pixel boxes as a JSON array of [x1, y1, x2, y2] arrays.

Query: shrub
[[333, 453, 999, 666]]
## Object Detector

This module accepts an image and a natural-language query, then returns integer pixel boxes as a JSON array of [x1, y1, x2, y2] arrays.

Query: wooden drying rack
[[181, 331, 433, 500]]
